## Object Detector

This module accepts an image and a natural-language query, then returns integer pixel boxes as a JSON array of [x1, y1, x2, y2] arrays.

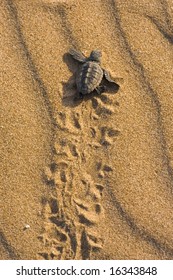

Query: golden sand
[[1, 0, 173, 259]]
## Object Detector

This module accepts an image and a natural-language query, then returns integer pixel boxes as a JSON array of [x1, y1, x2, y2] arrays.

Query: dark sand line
[[106, 0, 173, 185], [43, 4, 80, 49], [6, 0, 55, 125], [160, 0, 173, 33], [107, 187, 173, 258], [0, 230, 20, 259], [146, 15, 173, 44]]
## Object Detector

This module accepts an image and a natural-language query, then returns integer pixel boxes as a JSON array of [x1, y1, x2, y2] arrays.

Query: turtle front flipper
[[69, 48, 86, 63]]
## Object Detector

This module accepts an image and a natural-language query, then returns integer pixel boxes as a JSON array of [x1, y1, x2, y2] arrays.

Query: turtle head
[[89, 50, 102, 62]]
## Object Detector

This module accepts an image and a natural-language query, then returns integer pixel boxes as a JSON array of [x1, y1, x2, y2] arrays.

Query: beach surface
[[1, 0, 173, 259]]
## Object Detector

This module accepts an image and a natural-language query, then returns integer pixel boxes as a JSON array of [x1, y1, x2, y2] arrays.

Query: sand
[[1, 0, 173, 260]]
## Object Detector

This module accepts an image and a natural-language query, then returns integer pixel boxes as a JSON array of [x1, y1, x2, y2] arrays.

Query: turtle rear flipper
[[69, 48, 86, 63], [103, 69, 124, 93], [103, 69, 124, 85]]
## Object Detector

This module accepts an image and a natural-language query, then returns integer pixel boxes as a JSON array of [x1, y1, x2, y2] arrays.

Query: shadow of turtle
[[62, 52, 82, 108], [62, 52, 120, 108]]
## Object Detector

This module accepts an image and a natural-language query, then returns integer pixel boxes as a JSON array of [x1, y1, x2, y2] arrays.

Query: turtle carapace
[[69, 49, 120, 98]]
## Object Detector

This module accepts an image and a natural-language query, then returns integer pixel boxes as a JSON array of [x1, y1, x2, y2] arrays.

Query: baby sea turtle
[[69, 49, 120, 98]]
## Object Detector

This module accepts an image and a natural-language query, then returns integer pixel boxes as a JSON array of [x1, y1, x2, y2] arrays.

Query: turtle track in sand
[[37, 94, 120, 260]]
